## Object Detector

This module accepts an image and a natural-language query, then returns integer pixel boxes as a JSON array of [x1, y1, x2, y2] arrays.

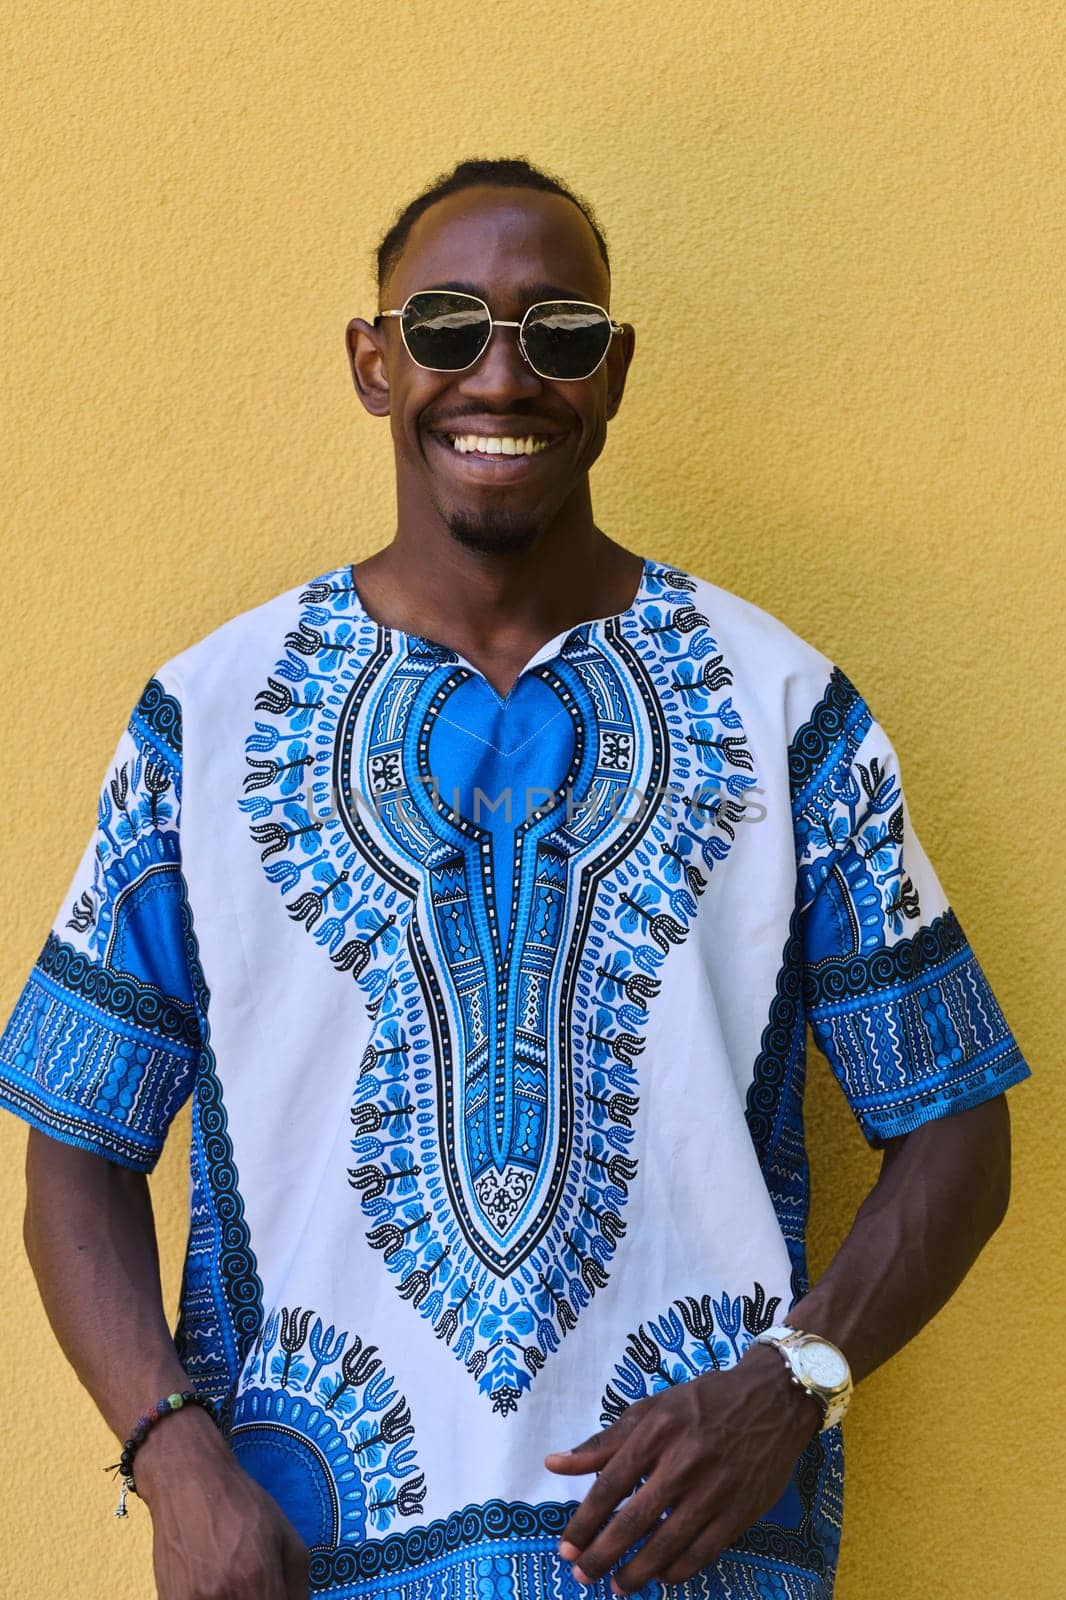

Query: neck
[[355, 482, 642, 654]]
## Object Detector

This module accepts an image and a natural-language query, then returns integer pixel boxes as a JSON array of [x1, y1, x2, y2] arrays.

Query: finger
[[654, 1518, 732, 1588], [544, 1406, 643, 1476], [611, 1498, 715, 1594], [555, 1432, 657, 1567], [563, 1473, 675, 1586]]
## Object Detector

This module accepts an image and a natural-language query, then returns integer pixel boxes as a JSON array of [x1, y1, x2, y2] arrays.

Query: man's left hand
[[543, 1344, 823, 1593]]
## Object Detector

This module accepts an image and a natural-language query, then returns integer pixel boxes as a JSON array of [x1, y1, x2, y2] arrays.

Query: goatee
[[445, 507, 542, 555]]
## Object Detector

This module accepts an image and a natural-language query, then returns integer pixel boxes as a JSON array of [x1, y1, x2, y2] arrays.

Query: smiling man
[[0, 156, 1031, 1600], [343, 170, 643, 699]]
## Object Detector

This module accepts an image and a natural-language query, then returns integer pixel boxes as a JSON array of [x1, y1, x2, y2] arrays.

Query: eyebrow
[[423, 279, 598, 304]]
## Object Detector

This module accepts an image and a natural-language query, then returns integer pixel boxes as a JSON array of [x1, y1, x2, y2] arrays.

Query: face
[[346, 185, 635, 555]]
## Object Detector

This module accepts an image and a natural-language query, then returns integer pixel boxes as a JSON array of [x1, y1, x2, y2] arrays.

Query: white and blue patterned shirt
[[0, 556, 1031, 1599]]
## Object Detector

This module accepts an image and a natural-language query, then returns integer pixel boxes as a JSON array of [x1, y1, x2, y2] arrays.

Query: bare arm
[[23, 1128, 310, 1599], [546, 1096, 1013, 1592], [781, 1092, 1011, 1376]]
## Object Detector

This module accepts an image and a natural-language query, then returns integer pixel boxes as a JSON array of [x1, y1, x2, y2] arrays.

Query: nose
[[456, 320, 543, 403]]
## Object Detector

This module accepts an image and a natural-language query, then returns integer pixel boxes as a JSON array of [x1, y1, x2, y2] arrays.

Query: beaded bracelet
[[104, 1389, 220, 1517]]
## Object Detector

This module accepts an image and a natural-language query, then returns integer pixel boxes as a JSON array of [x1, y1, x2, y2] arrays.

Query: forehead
[[385, 185, 610, 308]]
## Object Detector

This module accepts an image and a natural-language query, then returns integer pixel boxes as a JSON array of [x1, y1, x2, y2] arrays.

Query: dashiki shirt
[[0, 555, 1031, 1600]]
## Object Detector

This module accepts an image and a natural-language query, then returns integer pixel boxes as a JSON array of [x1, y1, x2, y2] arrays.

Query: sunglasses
[[374, 289, 624, 381]]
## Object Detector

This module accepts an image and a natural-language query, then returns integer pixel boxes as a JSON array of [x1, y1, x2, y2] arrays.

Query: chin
[[445, 508, 544, 555]]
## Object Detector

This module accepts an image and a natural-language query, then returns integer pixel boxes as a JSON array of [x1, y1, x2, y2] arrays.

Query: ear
[[605, 323, 635, 422], [346, 316, 391, 417]]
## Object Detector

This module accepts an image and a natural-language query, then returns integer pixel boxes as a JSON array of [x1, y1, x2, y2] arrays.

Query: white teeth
[[447, 433, 552, 456]]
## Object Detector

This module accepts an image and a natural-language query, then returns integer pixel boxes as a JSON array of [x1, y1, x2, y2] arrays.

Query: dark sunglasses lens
[[401, 292, 490, 370], [522, 303, 612, 378]]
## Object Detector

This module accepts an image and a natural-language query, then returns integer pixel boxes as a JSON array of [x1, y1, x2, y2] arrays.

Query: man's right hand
[[134, 1404, 311, 1600], [21, 1138, 310, 1597]]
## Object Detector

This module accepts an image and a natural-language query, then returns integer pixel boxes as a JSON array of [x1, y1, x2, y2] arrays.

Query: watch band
[[752, 1324, 852, 1432]]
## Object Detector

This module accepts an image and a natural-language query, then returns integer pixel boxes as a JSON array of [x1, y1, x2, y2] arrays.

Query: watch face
[[794, 1342, 849, 1389]]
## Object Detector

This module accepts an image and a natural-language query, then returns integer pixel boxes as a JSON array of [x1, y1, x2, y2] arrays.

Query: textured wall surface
[[0, 2, 1061, 1595]]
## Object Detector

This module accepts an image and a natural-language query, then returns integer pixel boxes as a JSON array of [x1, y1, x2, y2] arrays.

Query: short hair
[[375, 156, 611, 298]]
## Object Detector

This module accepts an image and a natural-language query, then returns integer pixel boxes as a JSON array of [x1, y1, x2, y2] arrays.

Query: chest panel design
[[241, 565, 758, 1413]]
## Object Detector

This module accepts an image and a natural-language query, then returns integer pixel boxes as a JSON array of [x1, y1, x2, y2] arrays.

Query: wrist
[[130, 1402, 232, 1507], [749, 1323, 853, 1433], [737, 1341, 823, 1441]]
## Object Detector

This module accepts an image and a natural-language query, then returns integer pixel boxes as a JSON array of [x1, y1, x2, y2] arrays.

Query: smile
[[448, 433, 553, 456], [425, 430, 565, 470]]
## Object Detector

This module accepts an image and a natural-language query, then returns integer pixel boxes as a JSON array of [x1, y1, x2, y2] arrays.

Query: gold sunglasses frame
[[374, 289, 624, 382]]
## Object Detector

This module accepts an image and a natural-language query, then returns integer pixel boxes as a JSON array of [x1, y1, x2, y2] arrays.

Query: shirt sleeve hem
[[0, 1079, 162, 1173], [854, 1047, 1032, 1148]]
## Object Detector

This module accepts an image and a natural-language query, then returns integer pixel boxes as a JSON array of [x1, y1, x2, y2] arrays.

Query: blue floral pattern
[[243, 560, 759, 1414], [230, 1302, 426, 1549]]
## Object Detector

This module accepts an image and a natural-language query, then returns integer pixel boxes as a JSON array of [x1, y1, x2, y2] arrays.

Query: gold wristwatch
[[753, 1324, 852, 1432]]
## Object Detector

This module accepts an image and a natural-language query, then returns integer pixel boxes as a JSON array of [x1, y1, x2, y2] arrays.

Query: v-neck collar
[[349, 554, 653, 709]]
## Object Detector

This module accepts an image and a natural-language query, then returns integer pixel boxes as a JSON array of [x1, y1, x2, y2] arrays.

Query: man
[[1, 156, 1030, 1600]]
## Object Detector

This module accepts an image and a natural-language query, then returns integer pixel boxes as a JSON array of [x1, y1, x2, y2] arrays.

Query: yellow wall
[[1, 3, 1060, 1594]]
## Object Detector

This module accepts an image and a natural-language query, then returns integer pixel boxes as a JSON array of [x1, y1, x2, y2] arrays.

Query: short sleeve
[[789, 665, 1032, 1148], [0, 673, 200, 1171]]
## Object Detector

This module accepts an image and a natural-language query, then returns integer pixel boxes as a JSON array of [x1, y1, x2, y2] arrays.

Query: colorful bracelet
[[104, 1389, 219, 1517]]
